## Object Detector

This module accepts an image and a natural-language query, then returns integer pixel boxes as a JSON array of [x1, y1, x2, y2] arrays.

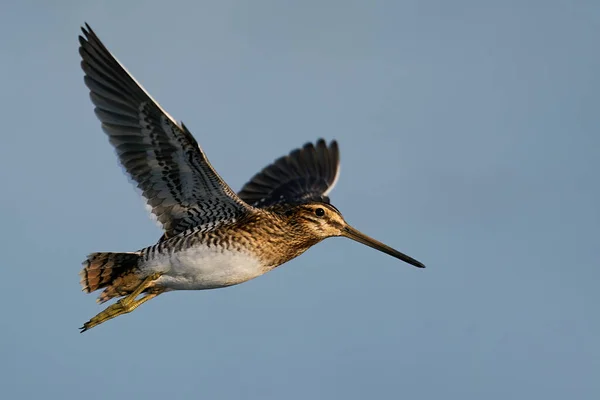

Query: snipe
[[78, 24, 425, 332]]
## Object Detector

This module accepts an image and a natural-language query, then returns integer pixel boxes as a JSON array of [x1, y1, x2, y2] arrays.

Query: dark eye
[[315, 208, 325, 217]]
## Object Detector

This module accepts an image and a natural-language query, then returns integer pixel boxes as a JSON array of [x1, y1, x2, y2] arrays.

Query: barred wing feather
[[79, 24, 251, 236]]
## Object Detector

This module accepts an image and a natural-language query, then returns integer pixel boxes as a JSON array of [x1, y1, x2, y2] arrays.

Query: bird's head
[[279, 202, 425, 268]]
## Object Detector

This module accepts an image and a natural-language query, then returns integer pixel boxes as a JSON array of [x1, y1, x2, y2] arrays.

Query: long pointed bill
[[342, 226, 426, 268]]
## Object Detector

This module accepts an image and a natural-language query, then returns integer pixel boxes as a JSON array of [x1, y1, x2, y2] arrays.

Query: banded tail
[[80, 252, 142, 303]]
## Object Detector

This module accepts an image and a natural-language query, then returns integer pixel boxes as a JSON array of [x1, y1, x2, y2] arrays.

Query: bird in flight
[[78, 23, 425, 332]]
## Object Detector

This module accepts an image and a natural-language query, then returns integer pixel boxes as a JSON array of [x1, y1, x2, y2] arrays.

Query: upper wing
[[238, 139, 340, 207], [79, 24, 252, 236]]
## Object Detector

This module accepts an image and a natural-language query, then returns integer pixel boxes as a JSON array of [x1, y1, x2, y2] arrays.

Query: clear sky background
[[0, 1, 598, 399]]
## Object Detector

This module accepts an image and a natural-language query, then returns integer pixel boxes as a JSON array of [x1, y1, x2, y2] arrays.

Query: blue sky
[[1, 1, 598, 399]]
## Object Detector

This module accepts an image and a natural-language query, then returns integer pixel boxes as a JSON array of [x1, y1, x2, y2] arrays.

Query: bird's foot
[[80, 272, 163, 333]]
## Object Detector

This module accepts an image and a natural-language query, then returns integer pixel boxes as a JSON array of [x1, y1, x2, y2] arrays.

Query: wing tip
[[81, 22, 93, 36], [79, 22, 91, 43]]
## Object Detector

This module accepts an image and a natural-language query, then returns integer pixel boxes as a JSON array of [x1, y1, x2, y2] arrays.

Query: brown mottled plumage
[[77, 24, 426, 333]]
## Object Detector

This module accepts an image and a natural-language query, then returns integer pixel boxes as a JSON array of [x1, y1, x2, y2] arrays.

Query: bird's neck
[[229, 211, 321, 269]]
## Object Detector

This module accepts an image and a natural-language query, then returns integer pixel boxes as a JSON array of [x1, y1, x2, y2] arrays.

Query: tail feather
[[80, 252, 142, 303]]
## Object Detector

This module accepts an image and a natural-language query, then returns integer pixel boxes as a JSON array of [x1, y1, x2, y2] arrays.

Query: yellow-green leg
[[80, 273, 163, 333]]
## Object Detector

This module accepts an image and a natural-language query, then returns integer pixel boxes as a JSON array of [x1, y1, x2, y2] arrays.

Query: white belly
[[141, 245, 265, 290]]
